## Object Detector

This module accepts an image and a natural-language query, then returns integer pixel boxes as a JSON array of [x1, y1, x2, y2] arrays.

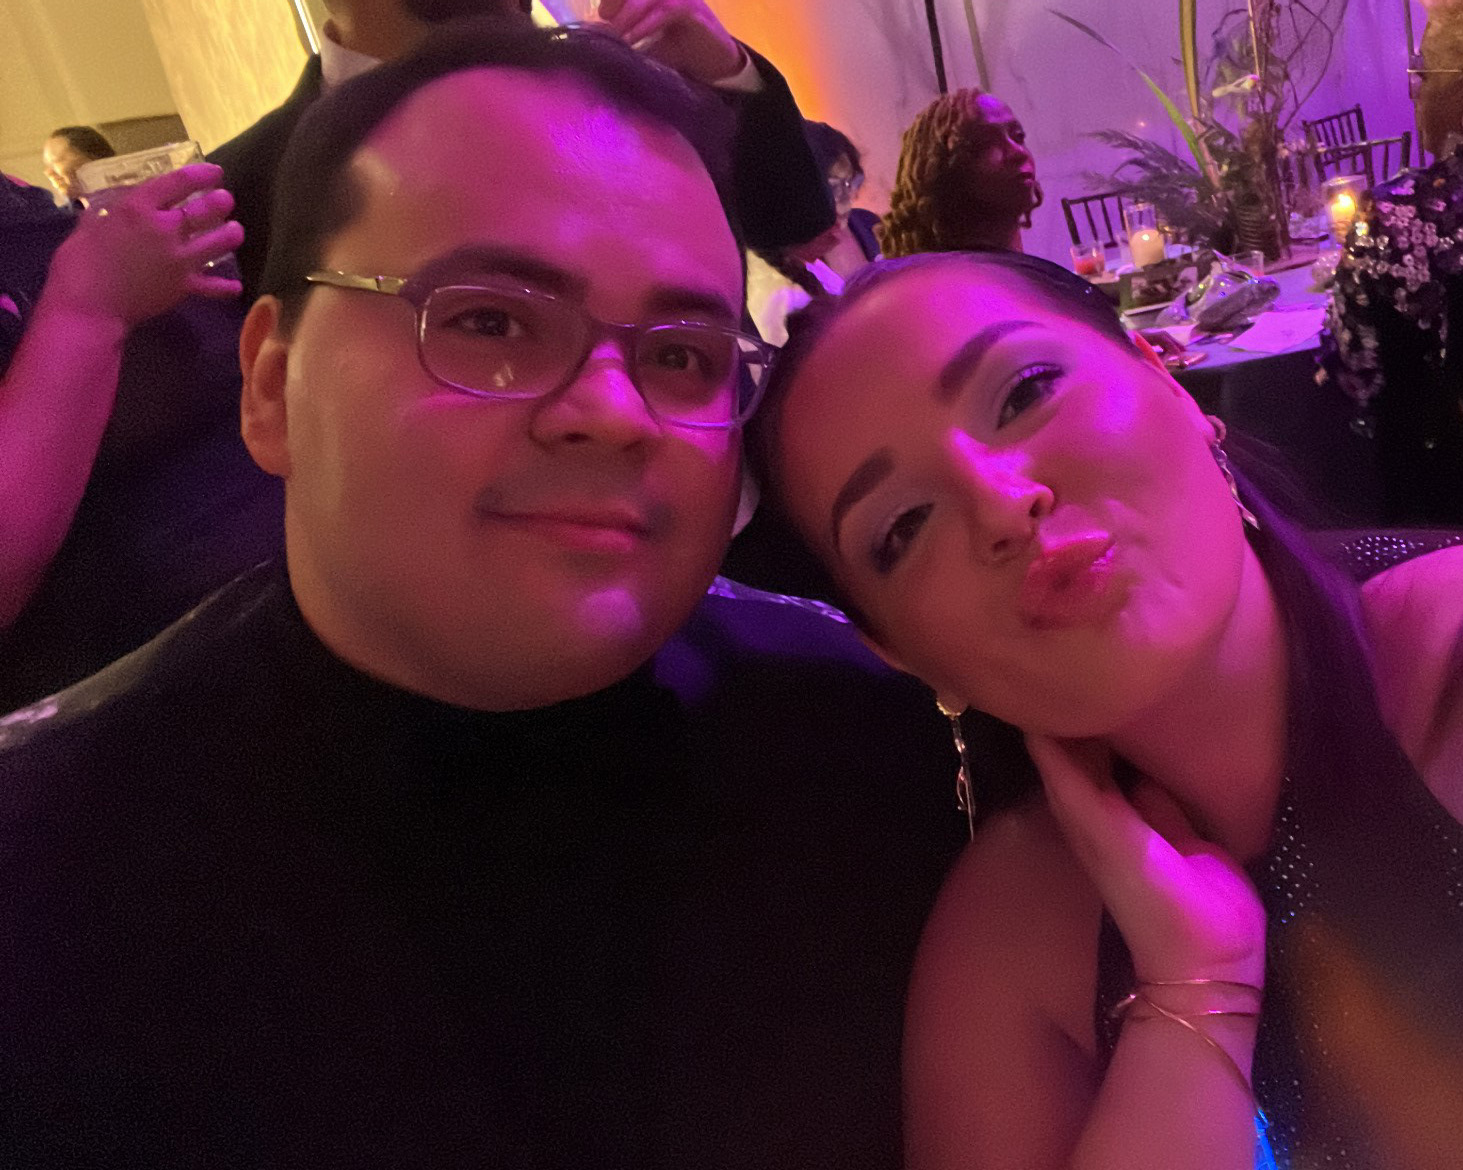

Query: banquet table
[[1127, 261, 1383, 525]]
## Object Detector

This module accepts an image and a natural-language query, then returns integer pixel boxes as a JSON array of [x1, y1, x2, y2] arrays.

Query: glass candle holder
[[1323, 175, 1364, 244], [1123, 201, 1165, 268]]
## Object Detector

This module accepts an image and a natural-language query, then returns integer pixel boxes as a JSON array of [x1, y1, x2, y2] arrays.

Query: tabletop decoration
[[1322, 174, 1365, 241], [1125, 202, 1168, 267], [1057, 0, 1345, 262]]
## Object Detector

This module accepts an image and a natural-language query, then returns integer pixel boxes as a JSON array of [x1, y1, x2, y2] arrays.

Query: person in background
[[747, 118, 878, 346], [751, 248, 1463, 1170], [0, 24, 964, 1165], [210, 0, 830, 302], [1319, 19, 1463, 525], [208, 0, 530, 302], [41, 125, 116, 206], [878, 88, 1042, 258], [0, 164, 277, 714]]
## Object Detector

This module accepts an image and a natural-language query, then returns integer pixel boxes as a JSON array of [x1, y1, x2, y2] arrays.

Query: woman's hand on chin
[[1027, 733, 1267, 988]]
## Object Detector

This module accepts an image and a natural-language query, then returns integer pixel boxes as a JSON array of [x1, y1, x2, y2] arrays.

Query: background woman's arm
[[0, 165, 241, 629]]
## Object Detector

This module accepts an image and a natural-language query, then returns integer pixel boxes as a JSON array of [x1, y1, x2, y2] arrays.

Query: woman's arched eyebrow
[[936, 320, 1041, 403], [831, 449, 894, 555], [829, 320, 1043, 555]]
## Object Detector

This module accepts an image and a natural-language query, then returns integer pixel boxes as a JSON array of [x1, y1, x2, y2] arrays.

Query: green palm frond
[[1179, 0, 1202, 120]]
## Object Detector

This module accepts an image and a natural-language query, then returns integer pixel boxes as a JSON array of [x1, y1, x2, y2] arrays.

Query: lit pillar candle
[[1323, 175, 1364, 243], [1129, 228, 1166, 268], [1123, 201, 1165, 268]]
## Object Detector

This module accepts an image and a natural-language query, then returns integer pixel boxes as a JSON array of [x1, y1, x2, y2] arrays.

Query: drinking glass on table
[[1234, 250, 1265, 275], [1070, 242, 1106, 277]]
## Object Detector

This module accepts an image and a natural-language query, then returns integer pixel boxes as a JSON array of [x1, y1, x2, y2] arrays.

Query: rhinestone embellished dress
[[1097, 531, 1463, 1168]]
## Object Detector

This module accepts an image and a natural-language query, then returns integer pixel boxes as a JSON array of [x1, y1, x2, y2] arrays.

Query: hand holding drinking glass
[[48, 164, 244, 328], [593, 0, 746, 85]]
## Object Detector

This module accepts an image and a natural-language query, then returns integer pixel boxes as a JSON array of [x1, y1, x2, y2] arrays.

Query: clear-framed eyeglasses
[[827, 173, 864, 203], [304, 270, 778, 430]]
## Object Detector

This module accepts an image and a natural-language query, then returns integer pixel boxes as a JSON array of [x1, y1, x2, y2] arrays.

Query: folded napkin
[[1228, 306, 1328, 354]]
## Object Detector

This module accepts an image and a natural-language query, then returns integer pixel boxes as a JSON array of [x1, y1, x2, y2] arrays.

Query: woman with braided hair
[[878, 88, 1042, 257]]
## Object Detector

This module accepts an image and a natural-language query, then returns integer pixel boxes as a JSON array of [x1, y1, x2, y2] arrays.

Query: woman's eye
[[871, 503, 933, 575], [997, 363, 1060, 427]]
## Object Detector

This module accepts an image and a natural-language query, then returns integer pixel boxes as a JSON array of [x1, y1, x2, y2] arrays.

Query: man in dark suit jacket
[[210, 0, 832, 302]]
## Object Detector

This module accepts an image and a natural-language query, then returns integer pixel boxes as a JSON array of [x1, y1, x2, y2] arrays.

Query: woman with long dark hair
[[746, 120, 877, 345], [751, 249, 1463, 1169]]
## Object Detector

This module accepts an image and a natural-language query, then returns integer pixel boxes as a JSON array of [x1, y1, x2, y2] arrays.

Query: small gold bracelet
[[1120, 991, 1259, 1100], [1113, 980, 1272, 1151], [1110, 978, 1263, 1021]]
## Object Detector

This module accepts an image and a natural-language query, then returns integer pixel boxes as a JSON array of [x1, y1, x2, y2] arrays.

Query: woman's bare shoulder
[[911, 798, 1104, 1047], [903, 799, 1105, 1169], [1361, 545, 1463, 813]]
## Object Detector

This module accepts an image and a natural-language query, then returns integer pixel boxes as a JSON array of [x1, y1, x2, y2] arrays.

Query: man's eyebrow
[[413, 245, 587, 298], [642, 286, 740, 325], [935, 320, 1042, 404], [412, 245, 738, 324], [830, 448, 895, 556]]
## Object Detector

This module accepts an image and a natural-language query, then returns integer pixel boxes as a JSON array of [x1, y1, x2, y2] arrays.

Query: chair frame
[[1302, 104, 1368, 152], [1061, 190, 1130, 250], [1313, 132, 1412, 189]]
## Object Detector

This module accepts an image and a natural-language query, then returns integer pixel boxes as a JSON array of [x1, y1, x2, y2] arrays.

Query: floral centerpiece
[[1056, 0, 1346, 260]]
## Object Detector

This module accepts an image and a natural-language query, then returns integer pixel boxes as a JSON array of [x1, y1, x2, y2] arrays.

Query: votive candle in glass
[[1124, 202, 1165, 268], [1323, 175, 1364, 243]]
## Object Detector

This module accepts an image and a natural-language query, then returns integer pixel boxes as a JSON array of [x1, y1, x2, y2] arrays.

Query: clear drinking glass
[[75, 140, 238, 277], [1070, 242, 1106, 277]]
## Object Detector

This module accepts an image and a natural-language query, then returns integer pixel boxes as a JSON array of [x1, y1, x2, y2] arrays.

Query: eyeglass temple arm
[[305, 271, 408, 295]]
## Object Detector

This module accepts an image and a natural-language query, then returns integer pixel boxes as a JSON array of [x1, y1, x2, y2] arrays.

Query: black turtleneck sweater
[[0, 563, 964, 1169]]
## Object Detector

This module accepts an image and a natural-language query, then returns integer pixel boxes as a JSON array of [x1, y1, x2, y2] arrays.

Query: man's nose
[[946, 429, 1051, 565], [528, 338, 662, 450]]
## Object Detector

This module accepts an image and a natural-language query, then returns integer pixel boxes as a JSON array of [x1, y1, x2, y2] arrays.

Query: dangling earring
[[1206, 415, 1259, 531], [936, 699, 976, 841]]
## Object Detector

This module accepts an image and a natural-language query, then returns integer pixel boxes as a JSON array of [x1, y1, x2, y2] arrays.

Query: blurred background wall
[[0, 0, 1432, 263]]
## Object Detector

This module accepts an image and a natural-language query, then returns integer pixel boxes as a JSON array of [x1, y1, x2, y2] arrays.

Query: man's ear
[[240, 295, 292, 478]]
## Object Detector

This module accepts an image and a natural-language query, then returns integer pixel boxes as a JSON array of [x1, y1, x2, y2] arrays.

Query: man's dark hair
[[802, 120, 861, 181], [260, 18, 739, 331], [49, 125, 115, 161], [401, 0, 532, 18]]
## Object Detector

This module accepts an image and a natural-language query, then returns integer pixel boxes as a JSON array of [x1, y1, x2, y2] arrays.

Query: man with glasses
[[0, 21, 964, 1168]]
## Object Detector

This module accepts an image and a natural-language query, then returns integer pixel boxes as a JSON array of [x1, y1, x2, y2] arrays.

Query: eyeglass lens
[[420, 286, 767, 426]]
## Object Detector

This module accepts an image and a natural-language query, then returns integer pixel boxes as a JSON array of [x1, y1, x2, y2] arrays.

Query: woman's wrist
[[1116, 978, 1264, 1022], [1114, 979, 1264, 1100]]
